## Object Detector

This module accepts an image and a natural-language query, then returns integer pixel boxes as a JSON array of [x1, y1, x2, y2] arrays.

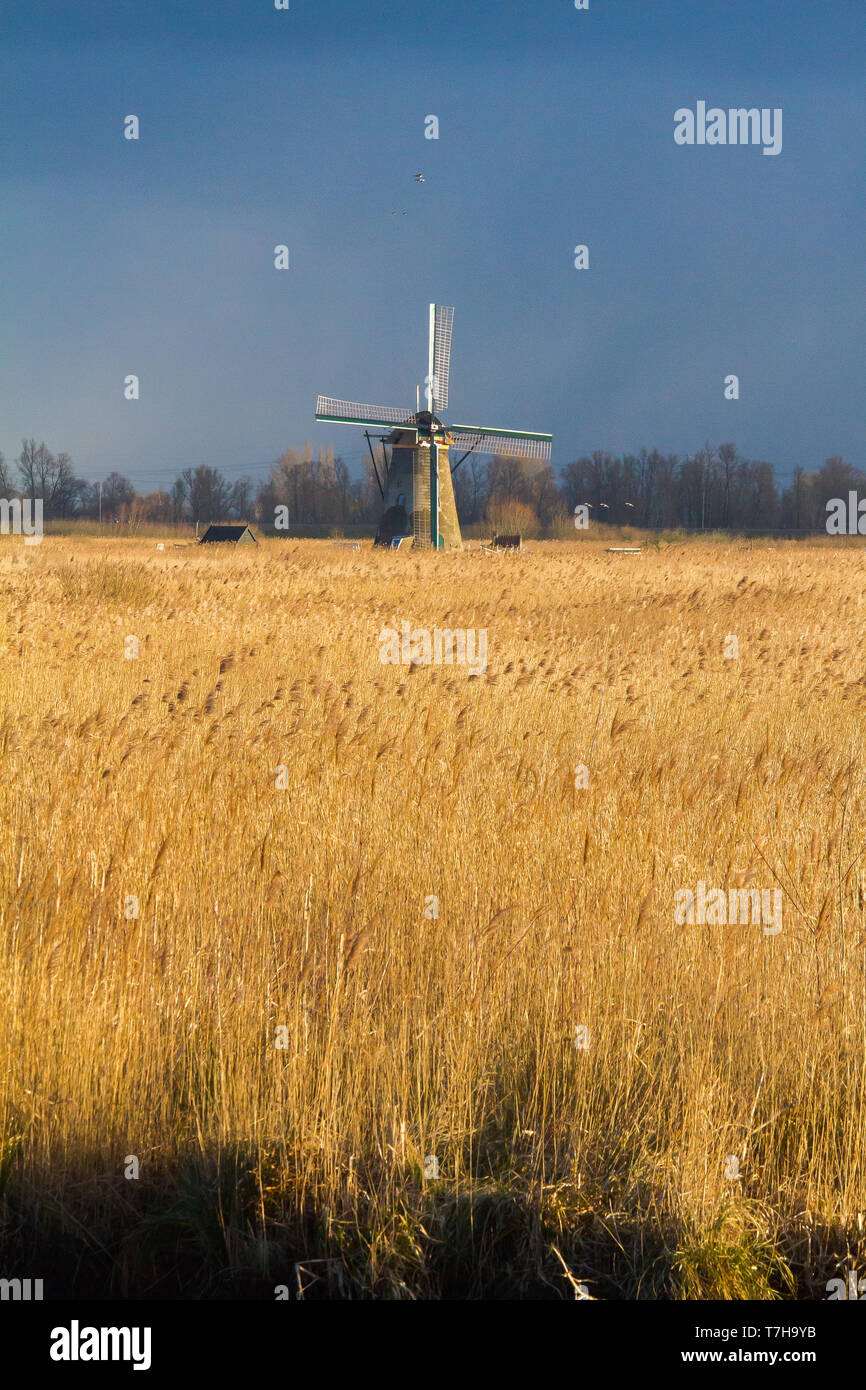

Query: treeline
[[559, 448, 862, 532], [2, 437, 861, 534]]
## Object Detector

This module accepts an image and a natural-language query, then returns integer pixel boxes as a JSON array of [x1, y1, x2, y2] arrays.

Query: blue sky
[[1, 0, 863, 492]]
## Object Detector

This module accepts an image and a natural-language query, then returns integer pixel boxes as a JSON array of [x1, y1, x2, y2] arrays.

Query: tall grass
[[0, 535, 863, 1298]]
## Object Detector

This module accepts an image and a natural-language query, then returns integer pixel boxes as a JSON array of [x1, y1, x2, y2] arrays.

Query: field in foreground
[[0, 535, 864, 1299]]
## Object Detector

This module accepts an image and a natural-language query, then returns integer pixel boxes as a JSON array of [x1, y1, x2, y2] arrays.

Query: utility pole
[[98, 479, 102, 525]]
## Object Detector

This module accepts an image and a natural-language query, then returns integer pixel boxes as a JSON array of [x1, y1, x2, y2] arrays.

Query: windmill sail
[[449, 426, 552, 462], [316, 397, 416, 429], [427, 304, 454, 412]]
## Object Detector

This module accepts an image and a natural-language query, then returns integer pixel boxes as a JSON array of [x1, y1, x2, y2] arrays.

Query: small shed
[[199, 524, 258, 546]]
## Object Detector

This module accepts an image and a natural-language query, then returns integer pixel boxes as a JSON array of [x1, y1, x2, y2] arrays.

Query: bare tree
[[17, 439, 86, 516], [718, 442, 737, 527], [181, 465, 232, 522], [229, 476, 255, 519], [82, 472, 136, 519], [169, 477, 188, 522]]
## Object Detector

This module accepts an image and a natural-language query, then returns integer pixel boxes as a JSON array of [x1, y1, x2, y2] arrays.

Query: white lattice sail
[[315, 397, 416, 429], [428, 304, 454, 412], [449, 426, 552, 461]]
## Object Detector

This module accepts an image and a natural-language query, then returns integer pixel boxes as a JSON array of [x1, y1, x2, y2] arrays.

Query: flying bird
[[414, 173, 425, 182]]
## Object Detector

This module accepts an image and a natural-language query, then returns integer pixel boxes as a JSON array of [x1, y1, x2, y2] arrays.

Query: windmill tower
[[316, 305, 552, 549]]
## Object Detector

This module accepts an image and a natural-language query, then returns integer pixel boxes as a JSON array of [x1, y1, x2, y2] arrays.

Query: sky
[[1, 0, 863, 493]]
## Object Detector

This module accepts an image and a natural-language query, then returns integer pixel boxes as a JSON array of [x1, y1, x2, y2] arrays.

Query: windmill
[[315, 304, 552, 549]]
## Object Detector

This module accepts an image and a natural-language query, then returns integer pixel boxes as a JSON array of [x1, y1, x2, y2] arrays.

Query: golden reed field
[[1, 533, 864, 1299]]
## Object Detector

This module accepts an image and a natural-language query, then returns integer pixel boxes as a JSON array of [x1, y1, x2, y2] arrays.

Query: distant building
[[199, 524, 258, 546]]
